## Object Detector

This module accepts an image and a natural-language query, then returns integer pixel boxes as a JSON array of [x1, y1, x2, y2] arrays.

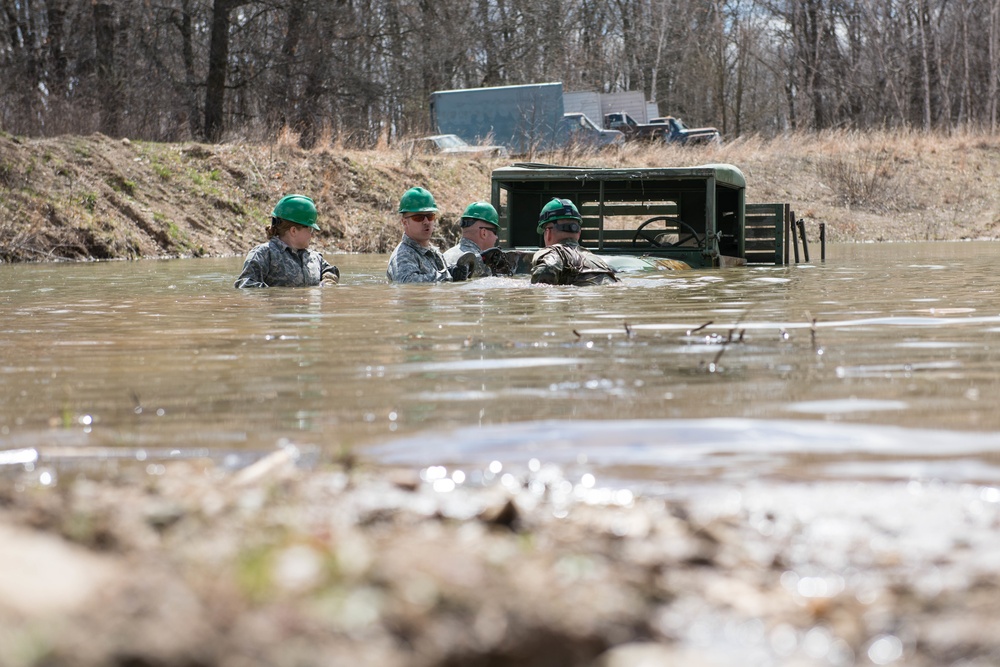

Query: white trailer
[[564, 90, 655, 124]]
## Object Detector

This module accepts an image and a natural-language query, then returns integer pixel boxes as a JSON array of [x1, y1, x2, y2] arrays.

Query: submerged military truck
[[489, 163, 794, 270]]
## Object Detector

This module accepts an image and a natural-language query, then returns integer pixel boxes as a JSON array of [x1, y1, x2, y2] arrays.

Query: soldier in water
[[234, 194, 340, 288], [386, 187, 473, 283], [443, 201, 511, 278], [530, 198, 619, 286]]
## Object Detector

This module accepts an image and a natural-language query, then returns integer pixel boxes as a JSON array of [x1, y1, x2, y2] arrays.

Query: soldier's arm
[[320, 256, 340, 284], [234, 246, 270, 288], [529, 248, 561, 285]]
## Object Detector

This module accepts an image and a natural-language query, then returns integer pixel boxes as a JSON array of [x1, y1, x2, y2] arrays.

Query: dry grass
[[3, 129, 1000, 263]]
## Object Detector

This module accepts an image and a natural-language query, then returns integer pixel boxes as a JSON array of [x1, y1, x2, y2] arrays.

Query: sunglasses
[[478, 225, 498, 235], [406, 213, 436, 222]]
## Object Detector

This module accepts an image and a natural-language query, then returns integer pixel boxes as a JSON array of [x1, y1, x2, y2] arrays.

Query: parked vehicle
[[401, 134, 509, 158], [564, 90, 658, 125], [648, 116, 722, 145], [489, 163, 794, 270], [430, 82, 622, 155], [602, 112, 670, 142], [559, 112, 625, 149]]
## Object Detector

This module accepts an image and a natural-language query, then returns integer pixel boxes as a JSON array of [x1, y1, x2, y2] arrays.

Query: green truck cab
[[489, 163, 792, 270]]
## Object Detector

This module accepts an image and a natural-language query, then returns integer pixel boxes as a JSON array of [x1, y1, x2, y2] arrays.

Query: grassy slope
[[2, 129, 1000, 263]]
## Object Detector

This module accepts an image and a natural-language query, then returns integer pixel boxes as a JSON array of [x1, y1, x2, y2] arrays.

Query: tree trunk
[[169, 0, 201, 139], [712, 0, 727, 134], [917, 0, 932, 130], [804, 0, 826, 128], [275, 0, 306, 130], [46, 0, 67, 97], [93, 0, 118, 137], [649, 0, 669, 104], [204, 0, 241, 143], [990, 0, 999, 131]]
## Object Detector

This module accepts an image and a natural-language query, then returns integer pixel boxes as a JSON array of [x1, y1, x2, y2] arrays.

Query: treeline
[[2, 0, 1000, 146]]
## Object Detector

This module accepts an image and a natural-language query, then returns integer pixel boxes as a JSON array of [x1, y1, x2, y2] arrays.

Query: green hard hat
[[536, 197, 582, 234], [399, 187, 438, 214], [460, 201, 499, 229], [272, 194, 319, 229]]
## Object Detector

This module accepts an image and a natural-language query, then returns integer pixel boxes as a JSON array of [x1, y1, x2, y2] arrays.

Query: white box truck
[[564, 90, 655, 124]]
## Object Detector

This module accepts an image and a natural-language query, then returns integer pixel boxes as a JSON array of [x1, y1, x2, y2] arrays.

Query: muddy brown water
[[3, 241, 1000, 488], [5, 240, 1000, 667]]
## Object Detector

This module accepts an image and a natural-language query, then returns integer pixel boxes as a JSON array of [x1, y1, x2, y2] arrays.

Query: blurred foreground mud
[[1, 449, 999, 667]]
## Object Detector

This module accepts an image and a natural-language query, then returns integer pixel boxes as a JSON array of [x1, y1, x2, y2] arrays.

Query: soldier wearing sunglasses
[[387, 187, 473, 283], [530, 198, 619, 286]]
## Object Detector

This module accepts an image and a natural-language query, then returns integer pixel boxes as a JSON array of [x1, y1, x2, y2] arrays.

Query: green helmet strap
[[551, 221, 581, 233]]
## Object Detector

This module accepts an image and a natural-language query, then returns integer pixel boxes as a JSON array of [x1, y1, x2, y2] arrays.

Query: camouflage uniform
[[234, 237, 338, 288], [530, 240, 620, 286], [386, 234, 451, 283], [443, 237, 491, 278]]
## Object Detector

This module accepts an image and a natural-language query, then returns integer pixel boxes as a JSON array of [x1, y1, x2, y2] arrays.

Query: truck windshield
[[435, 135, 468, 149]]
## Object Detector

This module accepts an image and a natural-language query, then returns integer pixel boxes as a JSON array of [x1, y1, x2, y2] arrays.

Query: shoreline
[[4, 130, 1000, 264]]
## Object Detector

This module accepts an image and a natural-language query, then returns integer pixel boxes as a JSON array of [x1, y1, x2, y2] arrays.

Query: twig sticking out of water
[[624, 322, 634, 339], [712, 346, 727, 366], [687, 321, 712, 336], [810, 318, 818, 350], [696, 326, 748, 374], [130, 390, 143, 415], [573, 330, 582, 340]]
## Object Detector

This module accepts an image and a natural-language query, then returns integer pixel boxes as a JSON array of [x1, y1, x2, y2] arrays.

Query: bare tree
[[205, 0, 251, 142], [92, 0, 118, 136], [2, 0, 1000, 142]]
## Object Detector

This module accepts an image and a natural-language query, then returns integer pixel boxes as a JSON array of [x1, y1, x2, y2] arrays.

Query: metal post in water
[[819, 223, 826, 262], [784, 205, 791, 265], [798, 218, 810, 262], [791, 211, 800, 264]]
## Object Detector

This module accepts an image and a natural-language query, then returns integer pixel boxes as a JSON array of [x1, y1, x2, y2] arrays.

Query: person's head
[[459, 201, 500, 252], [399, 186, 439, 247], [536, 198, 582, 247], [269, 194, 319, 250]]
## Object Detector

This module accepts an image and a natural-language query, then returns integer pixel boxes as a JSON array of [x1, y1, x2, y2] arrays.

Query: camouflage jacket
[[386, 235, 452, 283], [234, 237, 338, 288], [530, 240, 620, 286], [443, 237, 491, 278]]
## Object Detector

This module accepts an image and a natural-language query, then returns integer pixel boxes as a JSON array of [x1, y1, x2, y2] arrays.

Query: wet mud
[[2, 449, 998, 667]]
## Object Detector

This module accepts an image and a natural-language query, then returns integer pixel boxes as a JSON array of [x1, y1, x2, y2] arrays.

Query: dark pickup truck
[[603, 112, 721, 145], [602, 112, 670, 142], [648, 116, 722, 145]]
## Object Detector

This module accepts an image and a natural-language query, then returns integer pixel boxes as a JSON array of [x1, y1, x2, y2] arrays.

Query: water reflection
[[3, 242, 1000, 482]]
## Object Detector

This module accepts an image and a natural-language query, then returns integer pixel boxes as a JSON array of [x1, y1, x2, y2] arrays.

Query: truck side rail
[[745, 203, 789, 266]]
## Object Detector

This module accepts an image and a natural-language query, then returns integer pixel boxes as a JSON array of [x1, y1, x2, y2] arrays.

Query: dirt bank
[[4, 130, 1000, 263]]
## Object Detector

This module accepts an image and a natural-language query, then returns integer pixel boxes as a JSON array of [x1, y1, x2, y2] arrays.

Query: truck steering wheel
[[631, 216, 704, 249]]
